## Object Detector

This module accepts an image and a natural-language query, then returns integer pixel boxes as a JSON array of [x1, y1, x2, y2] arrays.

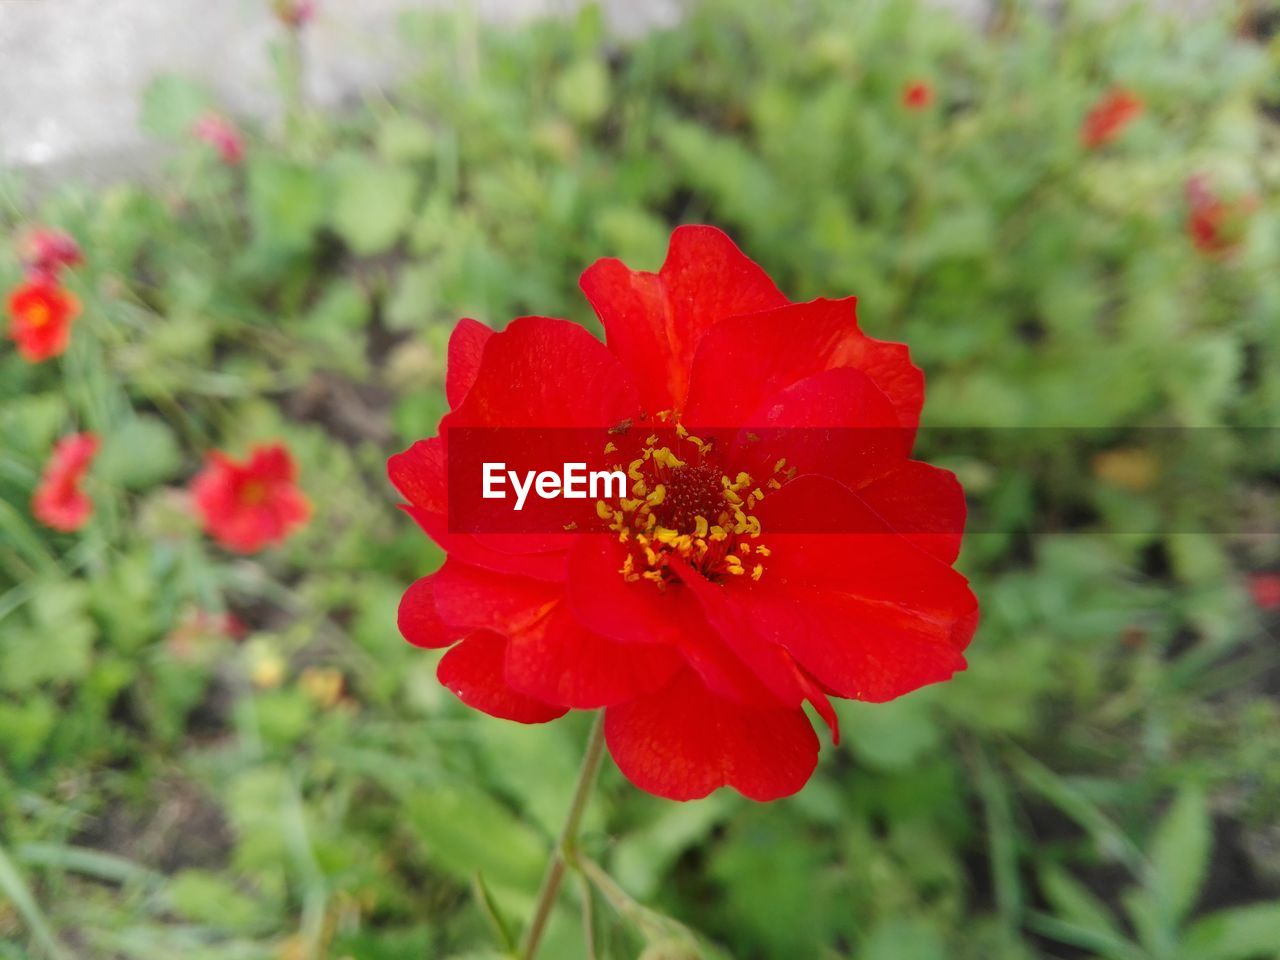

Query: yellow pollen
[[756, 545, 771, 557], [604, 441, 617, 454], [26, 302, 52, 327], [600, 421, 773, 587], [241, 480, 268, 505]]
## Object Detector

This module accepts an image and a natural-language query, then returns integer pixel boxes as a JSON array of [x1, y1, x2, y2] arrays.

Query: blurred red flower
[[274, 0, 317, 27], [1248, 573, 1280, 612], [7, 277, 80, 362], [17, 227, 82, 279], [192, 443, 311, 552], [1081, 89, 1143, 148], [389, 226, 978, 801], [193, 113, 245, 166], [902, 80, 934, 110], [1186, 176, 1254, 257], [32, 432, 98, 532]]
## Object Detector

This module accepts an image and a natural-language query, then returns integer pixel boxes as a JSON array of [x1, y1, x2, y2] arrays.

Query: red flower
[[7, 277, 80, 362], [1081, 89, 1143, 149], [389, 226, 978, 802], [1248, 573, 1280, 612], [1185, 176, 1254, 258], [193, 113, 245, 166], [16, 227, 82, 279], [273, 0, 316, 27], [32, 432, 98, 532], [191, 443, 311, 553], [902, 80, 934, 111]]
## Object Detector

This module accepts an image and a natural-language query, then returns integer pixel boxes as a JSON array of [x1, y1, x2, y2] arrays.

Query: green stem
[[520, 712, 607, 960]]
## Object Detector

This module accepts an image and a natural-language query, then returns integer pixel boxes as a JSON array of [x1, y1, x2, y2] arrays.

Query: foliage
[[2, 0, 1280, 957]]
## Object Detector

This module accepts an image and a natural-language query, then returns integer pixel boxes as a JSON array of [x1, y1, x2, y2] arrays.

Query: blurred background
[[2, 0, 1279, 958]]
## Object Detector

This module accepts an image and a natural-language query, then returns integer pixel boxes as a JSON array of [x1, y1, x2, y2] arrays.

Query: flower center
[[25, 302, 51, 328], [595, 420, 788, 588], [241, 480, 268, 505]]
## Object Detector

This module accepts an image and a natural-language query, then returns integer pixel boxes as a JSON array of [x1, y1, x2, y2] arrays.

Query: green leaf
[[863, 918, 946, 960], [0, 582, 94, 691], [385, 263, 438, 331], [1148, 786, 1212, 925], [1026, 911, 1148, 960], [167, 869, 270, 933], [555, 58, 611, 125], [1040, 864, 1125, 941], [1180, 903, 1280, 960], [403, 785, 547, 897], [247, 157, 329, 254], [0, 841, 74, 960], [377, 115, 436, 162], [0, 697, 55, 768], [840, 693, 941, 771], [329, 157, 420, 256], [96, 416, 181, 490]]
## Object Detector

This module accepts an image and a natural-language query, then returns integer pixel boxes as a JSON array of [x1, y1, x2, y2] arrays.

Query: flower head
[[7, 277, 80, 362], [193, 113, 245, 166], [32, 432, 98, 532], [17, 227, 82, 279], [1081, 89, 1143, 149], [1185, 175, 1254, 258], [1248, 573, 1280, 612], [191, 443, 310, 552], [389, 226, 978, 801], [902, 80, 934, 111], [273, 0, 317, 27]]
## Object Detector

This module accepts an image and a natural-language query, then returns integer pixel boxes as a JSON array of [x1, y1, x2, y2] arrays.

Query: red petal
[[745, 476, 978, 702], [683, 298, 923, 430], [580, 225, 788, 412], [430, 557, 561, 634], [388, 437, 447, 514], [437, 631, 567, 723], [855, 460, 966, 563], [446, 317, 493, 409], [504, 601, 682, 709], [430, 558, 682, 708], [566, 536, 780, 704], [604, 670, 820, 801], [734, 366, 913, 490], [397, 575, 455, 648], [402, 505, 569, 582], [446, 316, 639, 428], [389, 439, 567, 582], [671, 557, 806, 708]]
